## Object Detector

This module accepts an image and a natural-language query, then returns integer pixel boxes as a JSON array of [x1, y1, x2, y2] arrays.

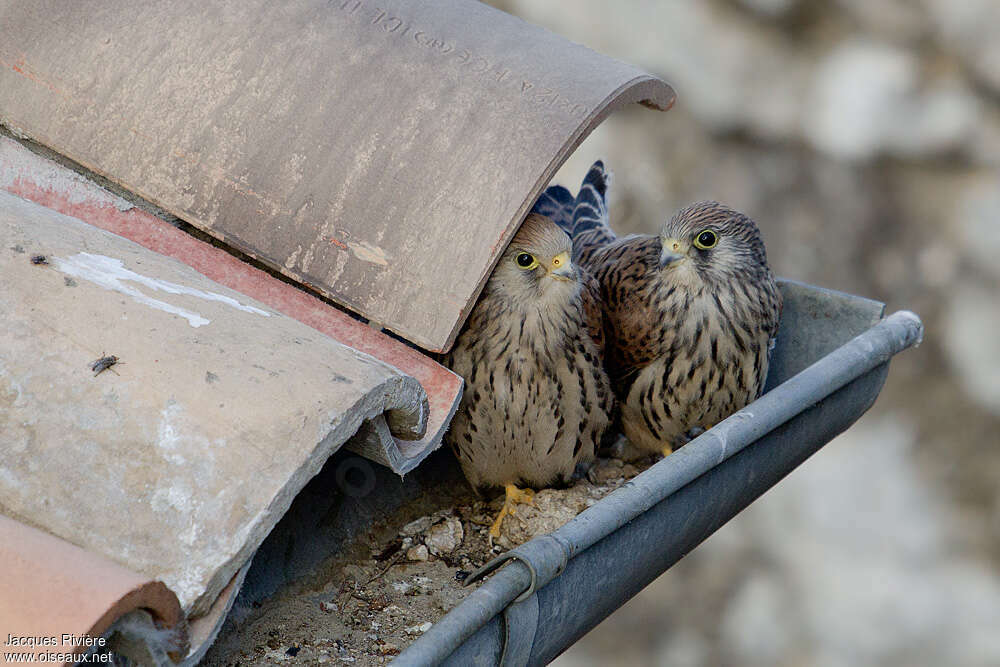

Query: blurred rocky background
[[487, 1, 1000, 665]]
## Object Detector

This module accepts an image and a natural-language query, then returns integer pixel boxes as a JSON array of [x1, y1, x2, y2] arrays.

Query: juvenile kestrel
[[446, 213, 613, 538], [538, 161, 782, 457]]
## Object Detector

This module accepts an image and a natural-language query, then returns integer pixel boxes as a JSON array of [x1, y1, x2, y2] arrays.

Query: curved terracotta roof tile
[[0, 514, 184, 666], [0, 0, 673, 350], [0, 189, 427, 616], [0, 136, 462, 475]]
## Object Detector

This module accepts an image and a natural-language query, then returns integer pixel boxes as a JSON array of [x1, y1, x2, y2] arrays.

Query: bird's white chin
[[659, 257, 703, 289], [539, 275, 576, 300]]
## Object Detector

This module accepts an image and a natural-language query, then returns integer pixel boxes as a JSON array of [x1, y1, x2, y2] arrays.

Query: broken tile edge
[[181, 561, 252, 665], [347, 381, 463, 475], [187, 372, 427, 617]]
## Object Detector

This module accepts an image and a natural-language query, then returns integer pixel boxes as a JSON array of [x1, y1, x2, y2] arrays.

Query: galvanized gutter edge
[[397, 310, 923, 666]]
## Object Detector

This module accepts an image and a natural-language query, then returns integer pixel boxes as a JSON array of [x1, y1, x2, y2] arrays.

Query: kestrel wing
[[579, 267, 606, 356], [591, 235, 665, 397], [531, 184, 575, 236], [571, 161, 617, 269]]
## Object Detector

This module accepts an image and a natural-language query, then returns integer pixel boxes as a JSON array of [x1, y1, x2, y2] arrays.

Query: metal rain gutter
[[397, 280, 923, 666]]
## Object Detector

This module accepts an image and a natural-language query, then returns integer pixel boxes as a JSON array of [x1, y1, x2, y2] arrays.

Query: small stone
[[378, 643, 401, 656], [588, 458, 624, 484], [424, 517, 464, 555], [263, 649, 291, 663], [494, 487, 592, 548], [320, 601, 339, 613], [405, 622, 433, 635], [406, 544, 429, 561], [400, 516, 433, 536]]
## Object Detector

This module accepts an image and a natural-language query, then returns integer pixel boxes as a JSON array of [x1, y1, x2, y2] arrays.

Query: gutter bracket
[[463, 534, 572, 603], [500, 592, 539, 667]]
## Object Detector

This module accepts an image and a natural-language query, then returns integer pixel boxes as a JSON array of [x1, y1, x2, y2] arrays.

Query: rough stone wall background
[[486, 1, 1000, 664]]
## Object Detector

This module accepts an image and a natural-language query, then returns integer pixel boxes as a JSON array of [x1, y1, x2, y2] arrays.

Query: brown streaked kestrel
[[445, 213, 614, 539], [541, 161, 782, 457]]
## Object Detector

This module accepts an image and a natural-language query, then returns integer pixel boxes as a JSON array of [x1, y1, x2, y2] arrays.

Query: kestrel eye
[[552, 256, 562, 267], [694, 229, 718, 250], [515, 252, 537, 269]]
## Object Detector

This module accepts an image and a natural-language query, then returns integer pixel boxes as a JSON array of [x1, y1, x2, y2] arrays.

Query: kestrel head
[[487, 213, 577, 304], [657, 201, 771, 285]]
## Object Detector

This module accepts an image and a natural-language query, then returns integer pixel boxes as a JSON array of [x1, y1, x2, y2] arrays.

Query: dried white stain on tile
[[156, 402, 188, 465], [281, 152, 308, 188], [348, 240, 390, 266], [167, 562, 211, 611], [285, 244, 303, 269], [155, 400, 221, 476], [326, 251, 350, 287], [151, 402, 230, 559], [178, 521, 200, 548], [150, 483, 194, 515], [316, 130, 382, 280], [325, 131, 380, 235], [149, 481, 202, 549], [53, 252, 271, 328], [0, 467, 24, 493], [0, 361, 27, 409]]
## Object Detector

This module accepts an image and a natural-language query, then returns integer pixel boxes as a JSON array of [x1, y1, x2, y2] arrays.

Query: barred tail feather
[[571, 160, 616, 267], [531, 184, 575, 235]]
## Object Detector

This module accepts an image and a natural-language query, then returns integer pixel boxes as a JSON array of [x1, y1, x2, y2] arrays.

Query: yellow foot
[[488, 484, 535, 541], [664, 426, 708, 457]]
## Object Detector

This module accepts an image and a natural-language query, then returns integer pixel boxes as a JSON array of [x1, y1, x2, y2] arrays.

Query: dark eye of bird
[[515, 252, 535, 268], [695, 229, 718, 250]]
